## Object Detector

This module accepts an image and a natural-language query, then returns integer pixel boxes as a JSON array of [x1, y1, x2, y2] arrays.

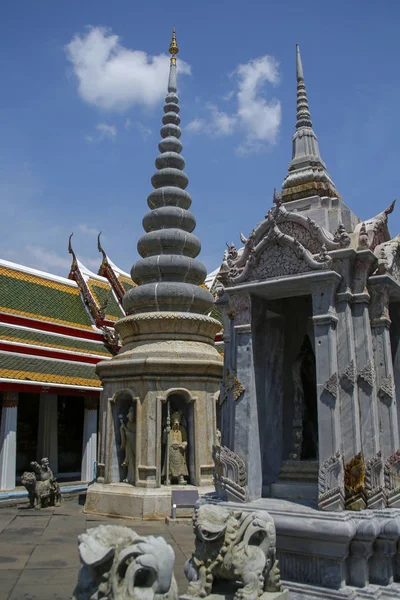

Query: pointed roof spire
[[168, 28, 178, 93], [281, 44, 340, 203], [295, 44, 312, 129], [122, 31, 214, 317]]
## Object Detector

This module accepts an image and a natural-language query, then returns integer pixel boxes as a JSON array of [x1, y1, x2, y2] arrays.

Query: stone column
[[369, 282, 399, 456], [311, 274, 344, 511], [390, 302, 400, 465], [311, 276, 341, 463], [81, 397, 98, 482], [37, 393, 58, 474], [351, 252, 380, 462], [0, 391, 18, 490], [229, 290, 262, 501], [331, 249, 361, 464], [335, 293, 361, 461]]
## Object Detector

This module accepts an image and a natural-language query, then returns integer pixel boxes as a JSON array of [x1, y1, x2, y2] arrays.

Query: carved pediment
[[225, 194, 345, 285], [355, 199, 396, 251], [248, 243, 313, 281], [374, 233, 400, 283]]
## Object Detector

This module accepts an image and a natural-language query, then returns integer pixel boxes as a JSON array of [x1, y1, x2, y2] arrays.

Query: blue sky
[[0, 0, 399, 277]]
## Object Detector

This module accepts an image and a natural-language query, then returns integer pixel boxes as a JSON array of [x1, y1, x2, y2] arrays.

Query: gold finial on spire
[[169, 28, 179, 65]]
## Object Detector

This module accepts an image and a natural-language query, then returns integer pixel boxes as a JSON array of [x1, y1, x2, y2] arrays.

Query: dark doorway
[[58, 395, 84, 474], [16, 392, 40, 474]]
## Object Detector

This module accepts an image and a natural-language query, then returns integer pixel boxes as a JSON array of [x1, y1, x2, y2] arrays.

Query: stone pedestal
[[37, 393, 58, 474], [0, 392, 18, 490], [81, 397, 98, 482], [85, 481, 214, 520]]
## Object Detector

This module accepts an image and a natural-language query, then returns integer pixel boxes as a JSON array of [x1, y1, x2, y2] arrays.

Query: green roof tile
[[0, 324, 112, 357], [0, 267, 94, 330]]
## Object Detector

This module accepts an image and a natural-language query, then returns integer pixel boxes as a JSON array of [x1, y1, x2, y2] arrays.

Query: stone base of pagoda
[[84, 482, 214, 520]]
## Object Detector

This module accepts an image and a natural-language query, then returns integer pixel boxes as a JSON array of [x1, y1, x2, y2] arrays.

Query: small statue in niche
[[120, 406, 136, 485], [163, 410, 188, 485]]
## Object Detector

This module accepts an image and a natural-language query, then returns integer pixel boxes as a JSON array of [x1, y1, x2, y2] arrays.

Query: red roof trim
[[0, 381, 99, 397], [0, 312, 103, 341], [0, 342, 104, 365]]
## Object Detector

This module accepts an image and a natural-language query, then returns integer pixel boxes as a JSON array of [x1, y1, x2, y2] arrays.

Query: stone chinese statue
[[21, 457, 61, 509], [163, 410, 188, 485], [120, 406, 136, 484], [184, 502, 286, 600], [72, 524, 178, 600]]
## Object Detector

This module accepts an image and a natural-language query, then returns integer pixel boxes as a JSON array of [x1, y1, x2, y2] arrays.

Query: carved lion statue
[[184, 502, 283, 600], [20, 471, 61, 509], [72, 525, 179, 600]]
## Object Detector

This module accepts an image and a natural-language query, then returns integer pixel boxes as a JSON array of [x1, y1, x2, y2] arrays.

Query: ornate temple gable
[[97, 233, 136, 303], [224, 194, 349, 284], [354, 199, 396, 252], [373, 232, 400, 284]]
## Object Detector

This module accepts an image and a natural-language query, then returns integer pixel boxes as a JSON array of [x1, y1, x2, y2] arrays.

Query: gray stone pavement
[[0, 496, 195, 600]]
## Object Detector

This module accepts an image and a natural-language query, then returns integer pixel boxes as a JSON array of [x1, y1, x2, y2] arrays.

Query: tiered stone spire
[[281, 44, 340, 203], [123, 29, 213, 316]]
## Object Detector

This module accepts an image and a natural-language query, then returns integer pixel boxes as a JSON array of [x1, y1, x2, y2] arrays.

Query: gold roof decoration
[[169, 28, 179, 65]]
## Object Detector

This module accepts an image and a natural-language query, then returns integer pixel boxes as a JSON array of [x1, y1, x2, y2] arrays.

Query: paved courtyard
[[0, 496, 195, 600]]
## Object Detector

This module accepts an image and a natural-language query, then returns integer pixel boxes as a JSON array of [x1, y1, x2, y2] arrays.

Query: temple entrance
[[161, 392, 194, 486], [290, 335, 318, 461], [252, 294, 318, 497]]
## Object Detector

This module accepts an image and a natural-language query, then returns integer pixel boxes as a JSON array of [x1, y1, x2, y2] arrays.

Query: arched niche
[[108, 388, 141, 484], [158, 388, 197, 486]]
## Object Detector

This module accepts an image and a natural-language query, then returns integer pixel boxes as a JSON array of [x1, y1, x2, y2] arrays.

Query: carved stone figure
[[212, 442, 247, 503], [184, 502, 284, 600], [163, 410, 188, 485], [72, 525, 178, 600], [21, 457, 61, 509], [120, 406, 136, 485]]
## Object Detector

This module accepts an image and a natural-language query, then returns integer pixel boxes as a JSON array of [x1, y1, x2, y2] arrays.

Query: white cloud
[[78, 224, 99, 236], [186, 55, 281, 153], [207, 104, 237, 136], [236, 55, 281, 147], [125, 118, 152, 139], [85, 122, 116, 143], [66, 26, 191, 112], [186, 117, 206, 134], [26, 246, 72, 271], [26, 245, 100, 273]]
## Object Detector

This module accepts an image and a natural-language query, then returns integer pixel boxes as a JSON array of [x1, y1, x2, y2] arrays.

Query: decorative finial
[[68, 233, 77, 271], [97, 232, 107, 260], [169, 28, 179, 65], [273, 187, 282, 206], [68, 233, 76, 259]]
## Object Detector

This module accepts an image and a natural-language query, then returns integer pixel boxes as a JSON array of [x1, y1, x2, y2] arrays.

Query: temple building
[[217, 44, 400, 511], [0, 226, 221, 493], [212, 44, 400, 598], [0, 236, 133, 491]]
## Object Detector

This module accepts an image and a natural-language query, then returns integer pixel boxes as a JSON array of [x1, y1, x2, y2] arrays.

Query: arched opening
[[161, 390, 195, 486], [110, 390, 137, 484]]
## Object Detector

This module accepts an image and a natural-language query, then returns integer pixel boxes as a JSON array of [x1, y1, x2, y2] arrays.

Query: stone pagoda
[[85, 30, 223, 519], [213, 45, 400, 598]]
